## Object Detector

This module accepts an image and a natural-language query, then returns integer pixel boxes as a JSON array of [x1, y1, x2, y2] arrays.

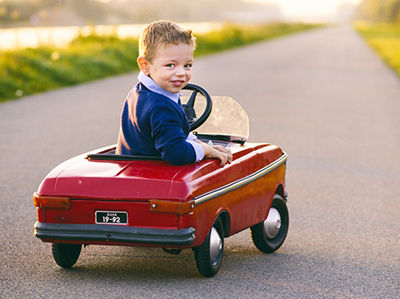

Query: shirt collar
[[138, 71, 181, 103]]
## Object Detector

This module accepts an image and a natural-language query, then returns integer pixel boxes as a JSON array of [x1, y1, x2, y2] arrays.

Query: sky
[[249, 0, 363, 18]]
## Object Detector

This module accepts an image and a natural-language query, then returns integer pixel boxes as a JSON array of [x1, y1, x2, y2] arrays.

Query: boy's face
[[138, 42, 194, 93]]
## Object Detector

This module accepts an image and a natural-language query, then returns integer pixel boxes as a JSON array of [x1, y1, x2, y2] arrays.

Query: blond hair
[[139, 20, 196, 62]]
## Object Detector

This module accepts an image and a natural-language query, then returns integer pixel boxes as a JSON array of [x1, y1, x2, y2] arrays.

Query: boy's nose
[[175, 67, 185, 76]]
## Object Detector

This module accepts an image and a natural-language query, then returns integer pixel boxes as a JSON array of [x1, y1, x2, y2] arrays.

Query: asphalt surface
[[1, 25, 399, 298]]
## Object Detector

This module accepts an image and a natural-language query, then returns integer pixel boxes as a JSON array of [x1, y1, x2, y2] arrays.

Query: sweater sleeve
[[186, 133, 205, 162], [150, 102, 196, 165]]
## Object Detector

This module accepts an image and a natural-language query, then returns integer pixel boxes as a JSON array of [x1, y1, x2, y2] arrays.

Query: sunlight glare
[[247, 0, 363, 18]]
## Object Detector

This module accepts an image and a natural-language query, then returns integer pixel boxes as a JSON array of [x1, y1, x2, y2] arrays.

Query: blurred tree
[[70, 0, 106, 24], [356, 0, 382, 21], [356, 0, 400, 22], [385, 0, 400, 22], [110, 0, 281, 23], [0, 1, 36, 26], [0, 0, 282, 27]]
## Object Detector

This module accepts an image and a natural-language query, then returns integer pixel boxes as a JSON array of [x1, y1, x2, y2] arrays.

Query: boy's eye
[[166, 64, 175, 67], [185, 64, 193, 68]]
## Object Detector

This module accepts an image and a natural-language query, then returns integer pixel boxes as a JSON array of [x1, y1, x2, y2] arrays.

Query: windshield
[[181, 94, 249, 139]]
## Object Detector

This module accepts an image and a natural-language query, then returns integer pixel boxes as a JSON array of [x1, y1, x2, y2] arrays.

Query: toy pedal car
[[33, 84, 288, 277]]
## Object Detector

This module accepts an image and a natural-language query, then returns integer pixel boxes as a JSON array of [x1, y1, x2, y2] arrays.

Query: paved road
[[1, 25, 399, 298]]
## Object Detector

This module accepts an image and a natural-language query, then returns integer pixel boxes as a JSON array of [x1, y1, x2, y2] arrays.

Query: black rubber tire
[[194, 217, 224, 277], [251, 194, 289, 253], [52, 243, 82, 268]]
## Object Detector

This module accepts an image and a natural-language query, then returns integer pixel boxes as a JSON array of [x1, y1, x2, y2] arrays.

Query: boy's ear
[[137, 57, 150, 76]]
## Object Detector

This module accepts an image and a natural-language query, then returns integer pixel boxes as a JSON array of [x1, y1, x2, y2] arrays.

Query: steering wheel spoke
[[186, 90, 198, 107], [182, 84, 213, 131]]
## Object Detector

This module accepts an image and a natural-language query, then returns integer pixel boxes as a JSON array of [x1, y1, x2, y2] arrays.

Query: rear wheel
[[52, 243, 82, 268], [194, 217, 224, 277], [251, 194, 289, 253]]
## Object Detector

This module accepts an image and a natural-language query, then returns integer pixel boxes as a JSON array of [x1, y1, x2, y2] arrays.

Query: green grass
[[354, 22, 400, 78], [0, 34, 138, 102], [0, 22, 322, 102]]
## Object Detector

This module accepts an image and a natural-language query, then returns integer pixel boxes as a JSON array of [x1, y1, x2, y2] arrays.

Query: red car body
[[33, 87, 288, 277]]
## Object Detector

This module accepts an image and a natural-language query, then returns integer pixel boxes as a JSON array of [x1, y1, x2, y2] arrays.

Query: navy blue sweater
[[116, 83, 196, 165]]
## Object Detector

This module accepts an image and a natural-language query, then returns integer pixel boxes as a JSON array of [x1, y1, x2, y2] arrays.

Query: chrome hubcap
[[264, 207, 281, 239], [209, 227, 222, 260]]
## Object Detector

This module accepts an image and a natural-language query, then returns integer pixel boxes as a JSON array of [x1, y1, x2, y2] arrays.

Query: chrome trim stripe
[[194, 152, 287, 206]]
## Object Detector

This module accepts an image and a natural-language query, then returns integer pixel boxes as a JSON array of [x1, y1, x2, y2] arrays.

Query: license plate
[[95, 211, 128, 225]]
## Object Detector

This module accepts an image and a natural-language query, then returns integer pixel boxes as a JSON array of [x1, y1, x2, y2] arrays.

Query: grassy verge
[[0, 22, 322, 102], [354, 22, 400, 78]]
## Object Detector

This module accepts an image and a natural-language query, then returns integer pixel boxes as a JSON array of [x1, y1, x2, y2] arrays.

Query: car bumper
[[34, 222, 196, 246]]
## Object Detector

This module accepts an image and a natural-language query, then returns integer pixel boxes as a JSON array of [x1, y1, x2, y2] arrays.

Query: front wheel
[[52, 243, 82, 268], [251, 194, 289, 253], [194, 217, 224, 277]]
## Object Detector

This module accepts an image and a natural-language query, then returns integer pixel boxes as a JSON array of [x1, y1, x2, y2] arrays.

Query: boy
[[116, 20, 232, 166]]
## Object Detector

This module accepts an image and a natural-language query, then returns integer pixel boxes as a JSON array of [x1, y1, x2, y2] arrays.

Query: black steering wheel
[[182, 83, 213, 131]]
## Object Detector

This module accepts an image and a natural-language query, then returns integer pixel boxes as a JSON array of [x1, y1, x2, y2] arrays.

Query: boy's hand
[[208, 145, 233, 167], [197, 141, 233, 167]]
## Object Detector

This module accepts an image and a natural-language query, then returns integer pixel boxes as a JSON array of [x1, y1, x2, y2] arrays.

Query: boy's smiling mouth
[[172, 80, 185, 87]]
